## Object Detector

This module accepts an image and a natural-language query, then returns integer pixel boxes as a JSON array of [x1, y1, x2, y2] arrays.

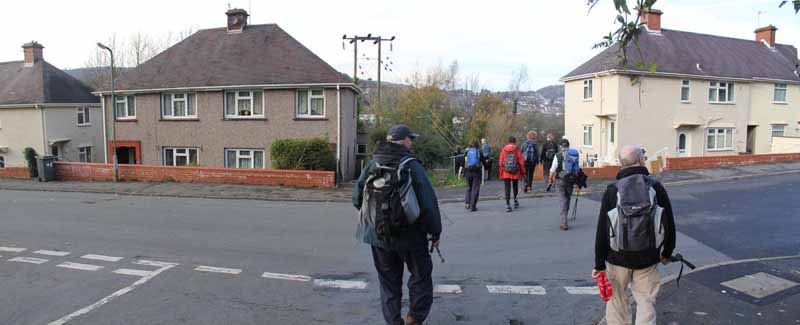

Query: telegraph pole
[[342, 34, 395, 104]]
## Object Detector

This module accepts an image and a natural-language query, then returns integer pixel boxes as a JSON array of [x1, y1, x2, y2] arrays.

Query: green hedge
[[270, 138, 336, 171]]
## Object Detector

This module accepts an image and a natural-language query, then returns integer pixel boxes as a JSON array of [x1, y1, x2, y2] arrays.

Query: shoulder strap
[[397, 156, 417, 180]]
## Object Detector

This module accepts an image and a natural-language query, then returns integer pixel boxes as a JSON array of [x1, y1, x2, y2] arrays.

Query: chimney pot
[[22, 41, 44, 67], [755, 25, 778, 48], [226, 8, 249, 33], [639, 8, 663, 32]]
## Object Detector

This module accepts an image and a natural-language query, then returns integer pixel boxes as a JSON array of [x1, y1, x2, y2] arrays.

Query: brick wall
[[529, 164, 620, 180], [666, 153, 800, 170], [54, 162, 335, 188], [0, 167, 30, 179]]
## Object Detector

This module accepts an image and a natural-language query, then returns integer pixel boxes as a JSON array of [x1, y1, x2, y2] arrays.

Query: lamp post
[[97, 42, 118, 182]]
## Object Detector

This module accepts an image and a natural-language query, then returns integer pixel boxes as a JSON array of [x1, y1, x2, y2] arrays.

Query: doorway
[[115, 147, 137, 164], [677, 133, 689, 157], [606, 120, 616, 163], [746, 126, 757, 154]]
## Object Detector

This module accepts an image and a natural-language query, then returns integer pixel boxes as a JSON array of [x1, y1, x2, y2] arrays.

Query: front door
[[677, 133, 689, 157], [606, 120, 616, 162]]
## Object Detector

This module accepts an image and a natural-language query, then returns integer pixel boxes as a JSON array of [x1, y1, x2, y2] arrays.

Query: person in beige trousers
[[591, 146, 677, 325]]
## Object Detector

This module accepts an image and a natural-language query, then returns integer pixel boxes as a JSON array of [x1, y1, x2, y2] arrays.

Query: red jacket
[[499, 143, 525, 180]]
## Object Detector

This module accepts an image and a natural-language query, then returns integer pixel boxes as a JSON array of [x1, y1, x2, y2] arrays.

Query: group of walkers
[[354, 124, 677, 325]]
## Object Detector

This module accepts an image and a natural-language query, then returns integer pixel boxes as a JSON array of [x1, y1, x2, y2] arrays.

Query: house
[[0, 42, 103, 168], [96, 9, 359, 180], [560, 8, 800, 165]]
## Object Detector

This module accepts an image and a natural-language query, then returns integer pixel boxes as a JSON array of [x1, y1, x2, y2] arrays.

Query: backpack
[[607, 175, 665, 253], [502, 149, 520, 174], [544, 143, 557, 161], [523, 142, 537, 162], [362, 157, 419, 242], [466, 147, 481, 169], [557, 149, 581, 183]]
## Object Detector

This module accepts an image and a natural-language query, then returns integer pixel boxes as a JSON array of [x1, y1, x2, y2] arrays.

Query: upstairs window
[[162, 93, 197, 118], [296, 89, 326, 117], [680, 80, 691, 102], [774, 83, 788, 103], [583, 80, 593, 100], [114, 95, 136, 119], [225, 90, 263, 118], [708, 81, 734, 103], [77, 107, 91, 126]]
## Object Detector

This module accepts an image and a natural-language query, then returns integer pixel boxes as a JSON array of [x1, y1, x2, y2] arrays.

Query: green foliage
[[366, 127, 389, 158], [428, 169, 467, 188], [270, 138, 336, 171], [23, 147, 38, 178]]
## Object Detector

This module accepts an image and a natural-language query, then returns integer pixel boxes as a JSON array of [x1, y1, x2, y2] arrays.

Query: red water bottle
[[596, 271, 613, 302]]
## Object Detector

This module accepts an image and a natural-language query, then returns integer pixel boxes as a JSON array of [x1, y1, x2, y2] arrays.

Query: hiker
[[499, 136, 525, 212], [548, 139, 580, 230], [461, 140, 484, 212], [453, 147, 464, 177], [592, 145, 676, 325], [481, 138, 493, 181], [353, 125, 443, 325], [522, 131, 539, 193], [541, 133, 558, 185]]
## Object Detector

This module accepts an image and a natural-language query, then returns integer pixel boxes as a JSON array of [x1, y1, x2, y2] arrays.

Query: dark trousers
[[523, 161, 537, 189], [371, 245, 434, 325], [503, 179, 519, 206], [464, 169, 481, 209], [542, 160, 553, 180], [483, 159, 493, 180]]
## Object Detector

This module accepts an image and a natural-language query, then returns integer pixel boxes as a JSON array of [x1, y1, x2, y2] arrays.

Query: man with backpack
[[352, 125, 443, 325], [548, 139, 581, 230], [461, 140, 484, 212], [540, 133, 558, 185], [522, 131, 539, 193], [481, 138, 492, 181], [499, 136, 525, 212], [592, 145, 676, 325]]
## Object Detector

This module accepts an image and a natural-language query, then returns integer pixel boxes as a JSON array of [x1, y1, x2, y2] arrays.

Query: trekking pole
[[570, 187, 580, 222], [669, 253, 696, 287], [429, 241, 445, 263]]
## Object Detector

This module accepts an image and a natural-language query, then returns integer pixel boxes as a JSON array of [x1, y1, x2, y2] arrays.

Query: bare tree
[[508, 64, 529, 114], [80, 35, 125, 91], [127, 32, 156, 67]]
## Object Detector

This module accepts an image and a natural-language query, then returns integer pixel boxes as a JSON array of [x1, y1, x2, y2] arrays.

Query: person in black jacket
[[540, 133, 558, 182], [591, 145, 676, 325]]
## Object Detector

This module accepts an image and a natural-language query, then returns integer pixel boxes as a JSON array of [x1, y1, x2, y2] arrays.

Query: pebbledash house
[[96, 9, 359, 180], [561, 8, 800, 166]]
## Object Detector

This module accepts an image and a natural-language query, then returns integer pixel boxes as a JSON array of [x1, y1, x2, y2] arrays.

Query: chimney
[[755, 25, 777, 48], [226, 8, 249, 33], [22, 41, 44, 67], [639, 8, 663, 32]]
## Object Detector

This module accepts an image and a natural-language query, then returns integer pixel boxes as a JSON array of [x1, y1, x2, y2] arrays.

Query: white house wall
[[0, 107, 45, 167]]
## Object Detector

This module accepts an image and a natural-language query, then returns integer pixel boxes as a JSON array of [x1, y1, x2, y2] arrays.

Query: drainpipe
[[101, 96, 108, 163], [336, 85, 342, 184], [39, 104, 47, 155]]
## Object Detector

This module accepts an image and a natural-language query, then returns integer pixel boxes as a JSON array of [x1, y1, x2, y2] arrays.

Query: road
[[0, 173, 797, 324]]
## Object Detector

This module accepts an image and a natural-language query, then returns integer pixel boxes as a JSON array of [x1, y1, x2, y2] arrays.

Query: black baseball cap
[[559, 139, 570, 147], [387, 124, 419, 141]]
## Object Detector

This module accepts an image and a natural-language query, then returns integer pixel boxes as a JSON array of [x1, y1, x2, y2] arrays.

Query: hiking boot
[[523, 186, 529, 193], [506, 205, 512, 212], [470, 206, 477, 212], [559, 224, 569, 231], [514, 200, 520, 209], [465, 203, 470, 210]]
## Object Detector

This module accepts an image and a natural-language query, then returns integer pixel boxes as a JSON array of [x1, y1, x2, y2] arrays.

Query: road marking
[[133, 259, 176, 268], [261, 272, 312, 282], [721, 272, 798, 299], [486, 285, 546, 295], [9, 257, 49, 264], [34, 250, 71, 257], [81, 254, 123, 262], [313, 279, 368, 290], [565, 286, 599, 295], [49, 261, 178, 325], [0, 246, 26, 253], [56, 262, 104, 272], [194, 265, 242, 275], [112, 268, 156, 277], [434, 284, 463, 294]]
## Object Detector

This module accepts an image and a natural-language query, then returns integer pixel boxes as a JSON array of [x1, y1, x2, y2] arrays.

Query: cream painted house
[[561, 9, 800, 166], [0, 42, 102, 168]]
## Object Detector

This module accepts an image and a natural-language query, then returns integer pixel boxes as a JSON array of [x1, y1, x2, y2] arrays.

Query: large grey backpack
[[607, 174, 665, 252]]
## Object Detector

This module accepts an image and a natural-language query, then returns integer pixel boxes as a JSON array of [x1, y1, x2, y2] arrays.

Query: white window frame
[[773, 83, 788, 104], [582, 125, 593, 147], [77, 107, 91, 126], [224, 149, 265, 169], [583, 79, 593, 100], [296, 89, 326, 118], [78, 146, 92, 163], [680, 80, 691, 102], [162, 147, 199, 166], [114, 95, 136, 119], [708, 81, 735, 104], [706, 128, 735, 151], [225, 90, 264, 118], [771, 125, 786, 137], [162, 93, 198, 119]]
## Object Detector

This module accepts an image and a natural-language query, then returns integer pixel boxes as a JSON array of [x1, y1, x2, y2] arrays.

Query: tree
[[508, 64, 529, 114]]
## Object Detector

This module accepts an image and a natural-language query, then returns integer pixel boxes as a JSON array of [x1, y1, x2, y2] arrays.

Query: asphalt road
[[0, 173, 797, 324]]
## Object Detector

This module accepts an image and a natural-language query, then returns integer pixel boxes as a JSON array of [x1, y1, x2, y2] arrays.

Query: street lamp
[[97, 42, 118, 182]]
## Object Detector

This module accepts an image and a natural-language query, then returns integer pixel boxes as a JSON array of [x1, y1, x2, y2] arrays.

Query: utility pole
[[342, 34, 395, 104]]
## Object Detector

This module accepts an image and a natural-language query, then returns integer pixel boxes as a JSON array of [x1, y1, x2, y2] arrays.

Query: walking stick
[[570, 187, 579, 222]]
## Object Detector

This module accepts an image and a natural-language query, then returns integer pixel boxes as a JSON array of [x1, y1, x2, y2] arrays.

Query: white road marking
[[9, 257, 49, 264], [486, 285, 547, 295], [49, 261, 178, 325], [261, 272, 312, 282], [194, 265, 242, 275], [112, 268, 156, 277], [56, 262, 104, 272], [0, 246, 26, 253], [34, 250, 71, 257], [81, 254, 123, 262], [434, 284, 463, 294], [133, 259, 176, 268], [313, 279, 368, 290], [564, 286, 599, 295]]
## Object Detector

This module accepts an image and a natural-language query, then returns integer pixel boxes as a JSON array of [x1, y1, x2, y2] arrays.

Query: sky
[[1, 0, 797, 91]]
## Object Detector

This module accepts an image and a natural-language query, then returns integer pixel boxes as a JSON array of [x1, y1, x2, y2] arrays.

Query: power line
[[342, 34, 395, 104]]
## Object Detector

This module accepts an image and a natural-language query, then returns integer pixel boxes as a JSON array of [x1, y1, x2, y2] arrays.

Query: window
[[772, 125, 785, 137], [78, 146, 92, 163], [583, 125, 593, 147], [774, 83, 788, 103], [0, 156, 4, 168], [114, 95, 136, 119], [163, 147, 198, 166], [680, 80, 691, 102], [708, 81, 735, 103], [162, 93, 197, 118], [357, 144, 368, 156], [77, 107, 91, 125], [583, 80, 593, 100], [225, 149, 265, 169], [706, 128, 734, 151], [296, 89, 326, 117], [225, 90, 263, 117]]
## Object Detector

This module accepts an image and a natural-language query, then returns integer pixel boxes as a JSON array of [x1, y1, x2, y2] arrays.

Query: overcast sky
[[1, 0, 797, 91]]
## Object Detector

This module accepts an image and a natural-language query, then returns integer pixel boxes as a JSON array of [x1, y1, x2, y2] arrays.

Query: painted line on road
[[9, 257, 49, 264], [57, 262, 104, 272], [49, 261, 178, 325], [194, 265, 242, 275], [261, 272, 312, 282], [564, 286, 599, 295], [313, 279, 368, 290], [133, 259, 177, 268], [81, 254, 123, 262], [0, 246, 26, 253], [434, 284, 463, 294], [112, 268, 156, 277], [34, 250, 71, 257], [486, 285, 546, 295]]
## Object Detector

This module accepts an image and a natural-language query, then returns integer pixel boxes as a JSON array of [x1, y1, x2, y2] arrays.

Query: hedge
[[270, 138, 336, 171]]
